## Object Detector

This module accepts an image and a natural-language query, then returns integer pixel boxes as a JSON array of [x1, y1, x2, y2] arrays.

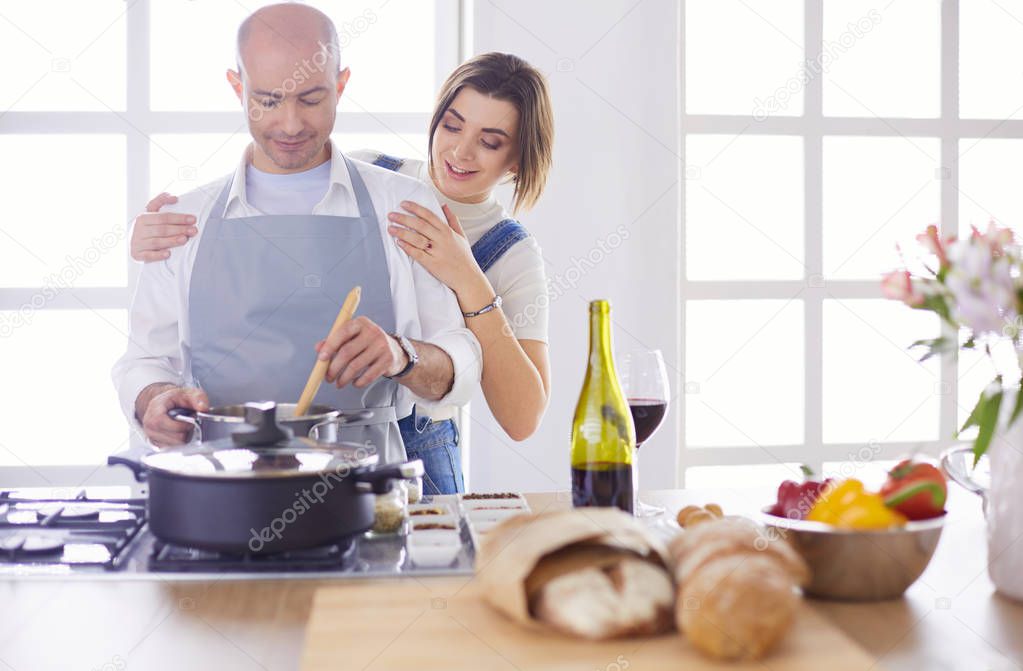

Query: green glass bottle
[[570, 300, 636, 514]]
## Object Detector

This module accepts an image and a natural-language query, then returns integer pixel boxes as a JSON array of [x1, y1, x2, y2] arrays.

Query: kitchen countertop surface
[[0, 487, 1019, 671]]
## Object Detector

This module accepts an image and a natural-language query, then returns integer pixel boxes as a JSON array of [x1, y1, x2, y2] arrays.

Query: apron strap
[[208, 177, 235, 225], [343, 155, 378, 221]]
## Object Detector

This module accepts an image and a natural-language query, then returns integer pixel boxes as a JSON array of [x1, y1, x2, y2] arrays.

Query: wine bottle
[[570, 300, 636, 514]]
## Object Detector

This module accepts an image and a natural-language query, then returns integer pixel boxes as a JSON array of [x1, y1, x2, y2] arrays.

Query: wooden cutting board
[[300, 576, 880, 671]]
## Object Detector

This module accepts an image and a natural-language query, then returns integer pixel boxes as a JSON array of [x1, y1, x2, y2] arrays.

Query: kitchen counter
[[0, 488, 1019, 671]]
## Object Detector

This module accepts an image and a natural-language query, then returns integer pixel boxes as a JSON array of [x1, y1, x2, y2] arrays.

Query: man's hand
[[130, 192, 196, 262], [136, 384, 209, 447], [314, 316, 407, 390]]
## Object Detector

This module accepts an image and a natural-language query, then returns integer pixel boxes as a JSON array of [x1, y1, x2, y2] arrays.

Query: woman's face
[[430, 87, 519, 204]]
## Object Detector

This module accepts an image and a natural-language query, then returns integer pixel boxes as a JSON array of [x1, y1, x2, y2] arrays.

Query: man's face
[[229, 41, 346, 173]]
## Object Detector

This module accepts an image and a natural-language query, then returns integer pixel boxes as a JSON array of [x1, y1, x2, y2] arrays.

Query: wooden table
[[0, 488, 1019, 671]]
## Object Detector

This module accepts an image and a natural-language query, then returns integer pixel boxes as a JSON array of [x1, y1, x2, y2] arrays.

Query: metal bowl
[[760, 506, 945, 601]]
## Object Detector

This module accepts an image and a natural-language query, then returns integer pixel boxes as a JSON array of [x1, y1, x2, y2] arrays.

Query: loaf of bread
[[532, 552, 675, 639], [668, 517, 809, 660]]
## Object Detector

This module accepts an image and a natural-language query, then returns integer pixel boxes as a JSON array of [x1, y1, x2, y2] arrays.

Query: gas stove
[[0, 487, 474, 580]]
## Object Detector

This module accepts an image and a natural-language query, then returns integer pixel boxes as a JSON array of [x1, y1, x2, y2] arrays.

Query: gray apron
[[187, 155, 406, 463]]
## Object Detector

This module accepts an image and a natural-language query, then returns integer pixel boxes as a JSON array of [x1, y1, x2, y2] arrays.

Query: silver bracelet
[[462, 294, 503, 318]]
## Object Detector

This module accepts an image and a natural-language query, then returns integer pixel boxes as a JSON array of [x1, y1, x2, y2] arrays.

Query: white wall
[[466, 0, 682, 492]]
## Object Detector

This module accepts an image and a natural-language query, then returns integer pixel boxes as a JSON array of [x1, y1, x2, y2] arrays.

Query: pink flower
[[915, 224, 952, 269], [970, 221, 1014, 257], [881, 270, 925, 307]]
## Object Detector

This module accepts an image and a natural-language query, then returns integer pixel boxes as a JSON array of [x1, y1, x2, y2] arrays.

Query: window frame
[[677, 0, 995, 483]]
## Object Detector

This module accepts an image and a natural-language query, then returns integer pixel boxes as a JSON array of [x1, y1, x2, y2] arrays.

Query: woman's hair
[[428, 52, 554, 213]]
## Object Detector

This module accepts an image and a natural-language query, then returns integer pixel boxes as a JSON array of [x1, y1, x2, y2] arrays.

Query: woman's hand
[[130, 192, 196, 262], [387, 202, 481, 290]]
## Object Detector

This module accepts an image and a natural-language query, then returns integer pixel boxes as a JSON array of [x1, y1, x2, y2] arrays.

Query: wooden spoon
[[294, 286, 361, 417]]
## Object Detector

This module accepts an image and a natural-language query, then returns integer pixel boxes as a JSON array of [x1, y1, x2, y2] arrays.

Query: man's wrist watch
[[387, 334, 418, 379], [462, 294, 502, 318]]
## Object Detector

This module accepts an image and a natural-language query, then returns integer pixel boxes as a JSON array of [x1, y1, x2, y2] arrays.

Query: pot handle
[[940, 446, 987, 497], [356, 459, 424, 495], [107, 448, 151, 483], [168, 407, 202, 443], [309, 409, 375, 442]]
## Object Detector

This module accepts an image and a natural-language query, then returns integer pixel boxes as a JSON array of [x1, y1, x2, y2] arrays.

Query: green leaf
[[799, 464, 815, 479], [962, 336, 976, 350], [958, 391, 987, 436], [917, 294, 954, 326], [909, 336, 953, 363], [973, 389, 1003, 467], [1011, 378, 1023, 427]]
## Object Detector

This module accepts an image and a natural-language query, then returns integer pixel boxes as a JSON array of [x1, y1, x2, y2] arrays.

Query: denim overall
[[188, 155, 406, 463], [372, 153, 530, 494]]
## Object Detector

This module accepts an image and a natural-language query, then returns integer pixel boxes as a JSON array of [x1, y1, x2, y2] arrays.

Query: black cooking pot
[[108, 401, 422, 555]]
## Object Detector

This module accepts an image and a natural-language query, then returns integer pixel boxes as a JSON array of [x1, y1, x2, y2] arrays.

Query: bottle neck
[[588, 309, 613, 369]]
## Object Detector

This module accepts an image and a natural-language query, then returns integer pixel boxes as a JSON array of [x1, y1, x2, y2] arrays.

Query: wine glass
[[618, 349, 670, 517]]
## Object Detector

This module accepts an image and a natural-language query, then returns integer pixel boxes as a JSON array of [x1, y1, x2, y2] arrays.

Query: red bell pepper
[[880, 459, 947, 520]]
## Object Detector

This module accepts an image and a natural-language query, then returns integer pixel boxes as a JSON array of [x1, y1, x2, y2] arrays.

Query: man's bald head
[[236, 3, 340, 77]]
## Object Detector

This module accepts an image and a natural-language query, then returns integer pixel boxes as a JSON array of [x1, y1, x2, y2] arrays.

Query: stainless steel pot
[[168, 403, 372, 442]]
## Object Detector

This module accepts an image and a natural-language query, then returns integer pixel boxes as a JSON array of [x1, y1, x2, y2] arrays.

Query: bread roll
[[678, 553, 799, 660], [669, 517, 809, 661], [669, 516, 809, 586], [532, 555, 674, 639]]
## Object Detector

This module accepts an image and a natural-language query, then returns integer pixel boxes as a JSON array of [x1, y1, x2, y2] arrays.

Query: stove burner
[[148, 537, 359, 573], [0, 489, 147, 570], [1, 534, 65, 555], [36, 505, 101, 523]]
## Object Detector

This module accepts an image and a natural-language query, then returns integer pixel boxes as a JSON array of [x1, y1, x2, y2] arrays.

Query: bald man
[[113, 4, 482, 466]]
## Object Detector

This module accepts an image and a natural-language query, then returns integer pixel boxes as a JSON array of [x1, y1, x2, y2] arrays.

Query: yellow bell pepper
[[806, 479, 906, 529]]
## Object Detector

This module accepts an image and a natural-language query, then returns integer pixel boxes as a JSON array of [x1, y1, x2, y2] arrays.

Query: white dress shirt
[[112, 141, 482, 430]]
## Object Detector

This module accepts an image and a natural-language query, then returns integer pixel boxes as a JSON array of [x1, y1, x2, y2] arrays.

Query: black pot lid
[[141, 439, 379, 479]]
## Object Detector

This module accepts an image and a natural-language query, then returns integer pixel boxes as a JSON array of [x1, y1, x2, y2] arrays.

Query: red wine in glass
[[618, 349, 670, 517], [629, 398, 668, 448]]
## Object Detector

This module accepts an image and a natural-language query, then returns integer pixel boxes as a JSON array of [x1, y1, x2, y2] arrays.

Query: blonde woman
[[130, 52, 555, 494]]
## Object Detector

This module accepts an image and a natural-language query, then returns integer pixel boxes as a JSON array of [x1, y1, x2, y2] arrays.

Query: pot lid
[[141, 439, 379, 478], [142, 402, 379, 478], [192, 403, 340, 424]]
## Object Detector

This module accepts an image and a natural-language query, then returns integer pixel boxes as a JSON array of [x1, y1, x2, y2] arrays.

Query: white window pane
[[685, 463, 804, 489], [822, 459, 899, 490], [0, 135, 126, 288], [823, 300, 940, 444], [337, 0, 437, 113], [0, 310, 128, 467], [150, 133, 430, 197], [0, 0, 125, 111], [686, 300, 804, 447], [685, 0, 803, 116], [822, 1, 940, 118], [957, 337, 1018, 430], [149, 1, 249, 111], [960, 1, 1023, 120], [823, 137, 940, 279], [149, 134, 253, 197], [151, 0, 436, 113], [686, 135, 804, 280], [958, 138, 1023, 237]]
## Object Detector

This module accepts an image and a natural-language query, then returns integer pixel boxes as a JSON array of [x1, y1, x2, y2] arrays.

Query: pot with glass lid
[[108, 401, 422, 554]]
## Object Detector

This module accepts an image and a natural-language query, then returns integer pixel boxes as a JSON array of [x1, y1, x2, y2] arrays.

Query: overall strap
[[471, 218, 531, 272], [371, 153, 405, 172], [342, 155, 377, 220]]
